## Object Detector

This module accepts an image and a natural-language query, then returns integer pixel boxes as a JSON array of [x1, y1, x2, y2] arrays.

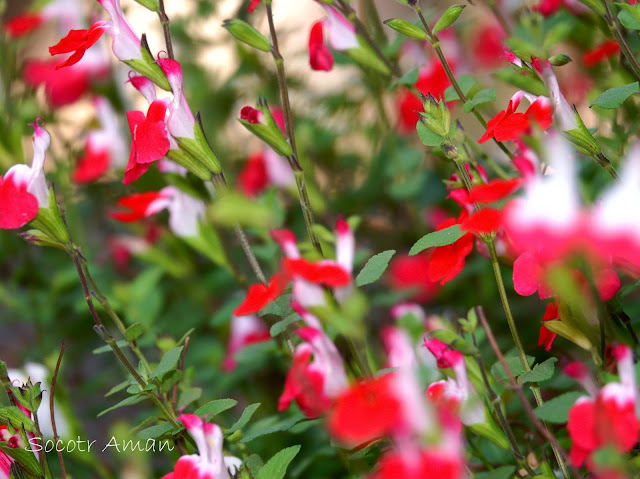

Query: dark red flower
[[240, 106, 262, 124]]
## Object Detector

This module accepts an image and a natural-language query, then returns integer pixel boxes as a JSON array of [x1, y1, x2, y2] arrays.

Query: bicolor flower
[[73, 96, 127, 183], [424, 339, 484, 427], [279, 325, 348, 418], [162, 414, 241, 479], [123, 99, 171, 185], [532, 59, 577, 131], [478, 91, 552, 143], [308, 4, 358, 72], [49, 0, 141, 69], [157, 58, 196, 140], [566, 346, 640, 470], [223, 315, 271, 371], [370, 447, 465, 479], [0, 121, 50, 230], [109, 186, 205, 237]]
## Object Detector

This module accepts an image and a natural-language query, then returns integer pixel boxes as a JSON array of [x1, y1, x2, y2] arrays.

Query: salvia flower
[[109, 187, 205, 237], [223, 314, 271, 371], [161, 414, 241, 479], [0, 121, 50, 230], [308, 4, 358, 72], [566, 346, 640, 471]]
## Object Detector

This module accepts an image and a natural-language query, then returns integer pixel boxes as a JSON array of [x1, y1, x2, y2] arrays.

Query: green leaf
[[179, 387, 202, 407], [617, 3, 640, 29], [463, 88, 496, 113], [388, 67, 419, 90], [97, 395, 146, 418], [125, 323, 144, 342], [355, 250, 396, 286], [137, 422, 175, 440], [416, 121, 445, 146], [533, 391, 582, 423], [150, 346, 184, 380], [444, 74, 476, 101], [105, 380, 130, 397], [0, 407, 35, 431], [490, 355, 535, 382], [241, 414, 305, 443], [245, 454, 264, 477], [475, 465, 516, 479], [226, 403, 261, 435], [93, 340, 128, 354], [257, 445, 301, 479], [259, 294, 292, 318], [409, 225, 465, 256], [518, 357, 558, 384], [208, 191, 275, 229], [433, 5, 466, 34], [0, 444, 42, 477], [194, 398, 238, 418], [429, 329, 477, 355], [590, 82, 639, 109], [270, 314, 301, 337]]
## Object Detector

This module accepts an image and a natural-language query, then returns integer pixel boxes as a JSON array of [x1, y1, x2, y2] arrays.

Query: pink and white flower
[[162, 414, 241, 479], [308, 5, 358, 71], [223, 315, 271, 371]]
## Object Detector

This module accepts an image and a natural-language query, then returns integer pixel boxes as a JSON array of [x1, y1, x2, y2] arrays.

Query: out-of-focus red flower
[[284, 258, 351, 287], [427, 214, 474, 285], [539, 302, 560, 351], [248, 0, 262, 13], [239, 152, 269, 197], [371, 448, 464, 479], [472, 22, 507, 68], [583, 40, 621, 67], [234, 272, 290, 316], [3, 13, 43, 38], [72, 142, 111, 184], [309, 21, 334, 71], [388, 253, 439, 301], [328, 375, 402, 446]]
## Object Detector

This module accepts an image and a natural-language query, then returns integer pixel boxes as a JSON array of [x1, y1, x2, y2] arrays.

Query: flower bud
[[419, 94, 451, 139], [433, 5, 466, 34], [223, 19, 271, 53], [238, 100, 293, 157], [548, 53, 572, 66], [383, 19, 427, 40]]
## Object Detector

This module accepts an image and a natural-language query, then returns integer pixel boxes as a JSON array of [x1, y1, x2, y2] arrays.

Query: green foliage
[[409, 225, 465, 255], [257, 445, 302, 479], [355, 250, 396, 286], [590, 82, 640, 109], [518, 357, 558, 384], [433, 5, 466, 34], [533, 391, 583, 423], [194, 399, 238, 417]]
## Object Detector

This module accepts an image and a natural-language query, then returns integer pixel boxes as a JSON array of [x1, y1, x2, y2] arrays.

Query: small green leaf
[[150, 346, 184, 380], [416, 121, 445, 146], [433, 5, 466, 34], [383, 19, 427, 39], [194, 399, 238, 418], [444, 74, 476, 101], [241, 414, 305, 443], [533, 391, 583, 423], [355, 250, 396, 286], [518, 357, 558, 384], [0, 407, 36, 431], [227, 403, 261, 435], [93, 340, 128, 354], [97, 395, 146, 418], [429, 329, 477, 355], [475, 465, 516, 479], [618, 3, 640, 29], [590, 82, 639, 109], [388, 67, 419, 91], [270, 314, 301, 337], [409, 225, 465, 256], [259, 294, 292, 318], [257, 445, 301, 479], [490, 355, 535, 382], [137, 422, 175, 440], [463, 88, 496, 113], [125, 323, 144, 342]]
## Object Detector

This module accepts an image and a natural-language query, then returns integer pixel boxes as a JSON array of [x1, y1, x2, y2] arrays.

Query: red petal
[[512, 252, 542, 296], [284, 258, 351, 287], [234, 272, 289, 316], [427, 245, 466, 284], [478, 110, 507, 144], [525, 98, 553, 130], [240, 106, 262, 124], [583, 40, 621, 67], [309, 22, 334, 72], [460, 208, 503, 234], [72, 143, 110, 183], [493, 113, 530, 141], [468, 178, 522, 204], [0, 175, 39, 229], [595, 268, 620, 301], [4, 13, 43, 38], [238, 152, 268, 197], [247, 0, 262, 13], [568, 399, 598, 451], [109, 192, 165, 222]]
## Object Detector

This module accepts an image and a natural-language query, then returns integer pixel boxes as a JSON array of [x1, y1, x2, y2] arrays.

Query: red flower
[[328, 375, 402, 446], [283, 258, 351, 287], [49, 23, 107, 69], [427, 215, 474, 285], [309, 21, 334, 72], [234, 272, 290, 316], [371, 448, 464, 479], [238, 152, 269, 197], [388, 253, 439, 301], [123, 100, 171, 185], [539, 302, 560, 351], [0, 172, 39, 230], [240, 106, 262, 124], [248, 0, 262, 13], [467, 178, 522, 204], [109, 191, 170, 223], [278, 343, 329, 417], [4, 13, 43, 38], [583, 40, 621, 67], [72, 141, 111, 184], [472, 22, 507, 68], [460, 208, 504, 234], [478, 92, 552, 143]]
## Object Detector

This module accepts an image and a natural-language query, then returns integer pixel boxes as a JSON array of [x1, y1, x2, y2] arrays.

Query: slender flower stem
[[50, 342, 68, 479], [157, 0, 175, 60], [603, 0, 640, 82], [414, 7, 513, 159], [335, 0, 402, 78], [265, 0, 323, 256], [471, 333, 535, 477], [594, 151, 620, 181], [477, 308, 577, 479], [360, 0, 386, 43]]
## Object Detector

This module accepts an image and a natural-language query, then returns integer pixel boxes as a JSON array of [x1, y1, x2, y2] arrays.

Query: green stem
[[265, 0, 323, 256], [603, 0, 640, 82], [414, 7, 513, 159]]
